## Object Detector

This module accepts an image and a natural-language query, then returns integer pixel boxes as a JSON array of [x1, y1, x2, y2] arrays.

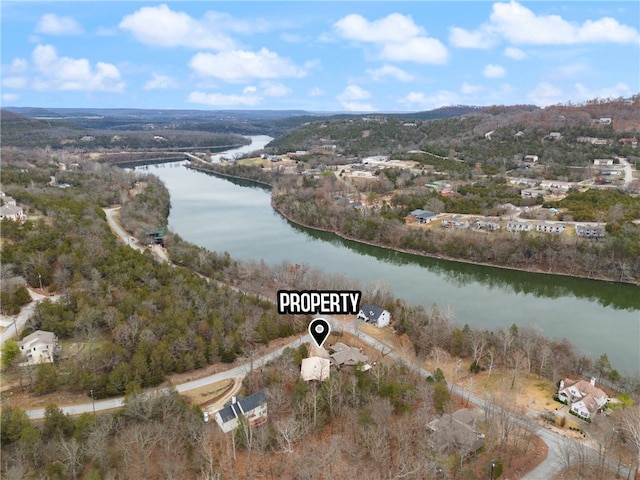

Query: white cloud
[[187, 81, 292, 107], [261, 82, 290, 97], [189, 48, 306, 82], [367, 64, 414, 82], [9, 58, 28, 74], [334, 13, 448, 64], [400, 90, 460, 110], [449, 26, 495, 49], [2, 77, 28, 89], [31, 44, 124, 92], [381, 37, 448, 64], [309, 87, 324, 97], [504, 47, 526, 60], [527, 82, 565, 106], [574, 82, 632, 101], [549, 62, 589, 80], [335, 13, 422, 44], [461, 82, 483, 95], [483, 64, 506, 78], [2, 93, 20, 103], [119, 4, 236, 50], [452, 1, 640, 47], [337, 84, 374, 111], [143, 73, 177, 90], [36, 13, 84, 35], [187, 90, 261, 107]]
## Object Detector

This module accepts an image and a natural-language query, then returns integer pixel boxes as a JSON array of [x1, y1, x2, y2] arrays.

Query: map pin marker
[[309, 318, 331, 348]]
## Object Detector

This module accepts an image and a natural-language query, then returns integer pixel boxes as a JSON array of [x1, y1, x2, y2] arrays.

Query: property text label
[[277, 290, 361, 315]]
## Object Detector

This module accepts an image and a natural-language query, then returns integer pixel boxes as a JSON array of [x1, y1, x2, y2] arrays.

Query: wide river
[[137, 136, 640, 373]]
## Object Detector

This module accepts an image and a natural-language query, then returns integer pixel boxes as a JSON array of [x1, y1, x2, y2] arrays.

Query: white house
[[558, 378, 607, 420], [507, 222, 533, 233], [301, 357, 331, 382], [214, 392, 268, 433], [536, 223, 566, 234], [357, 304, 391, 328], [18, 330, 59, 365], [575, 224, 605, 238], [594, 159, 614, 166]]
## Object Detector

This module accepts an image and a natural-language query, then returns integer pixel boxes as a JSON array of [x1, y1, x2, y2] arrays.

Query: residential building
[[575, 224, 605, 238], [558, 378, 607, 420], [409, 209, 437, 224], [507, 222, 532, 233], [536, 223, 566, 234], [19, 330, 59, 365], [523, 155, 539, 163], [577, 136, 609, 145], [0, 204, 26, 222], [593, 159, 614, 166], [441, 216, 469, 230], [428, 409, 485, 455], [474, 220, 500, 231], [214, 392, 268, 433], [356, 304, 391, 328], [301, 357, 331, 381], [619, 137, 638, 148], [328, 342, 370, 370]]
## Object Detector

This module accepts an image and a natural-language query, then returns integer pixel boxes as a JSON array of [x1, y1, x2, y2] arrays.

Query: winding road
[[14, 204, 634, 479]]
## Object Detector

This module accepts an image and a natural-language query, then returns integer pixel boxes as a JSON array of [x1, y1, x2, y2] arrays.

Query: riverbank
[[186, 164, 637, 285], [186, 162, 273, 189], [271, 199, 638, 286]]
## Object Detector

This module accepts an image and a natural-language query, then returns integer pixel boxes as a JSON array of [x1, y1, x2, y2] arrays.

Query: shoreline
[[186, 164, 638, 286]]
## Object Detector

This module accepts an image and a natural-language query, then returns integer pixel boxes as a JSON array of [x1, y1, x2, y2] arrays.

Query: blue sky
[[2, 1, 639, 112]]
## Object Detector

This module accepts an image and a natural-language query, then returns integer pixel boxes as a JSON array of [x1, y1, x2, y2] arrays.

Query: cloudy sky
[[2, 1, 639, 112]]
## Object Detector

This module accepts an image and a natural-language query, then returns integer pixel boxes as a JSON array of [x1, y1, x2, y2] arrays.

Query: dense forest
[[0, 151, 304, 400], [1, 99, 640, 478], [267, 98, 640, 177]]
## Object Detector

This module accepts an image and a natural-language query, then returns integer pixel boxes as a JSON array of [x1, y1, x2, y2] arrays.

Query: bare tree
[[275, 417, 306, 454], [621, 407, 640, 478]]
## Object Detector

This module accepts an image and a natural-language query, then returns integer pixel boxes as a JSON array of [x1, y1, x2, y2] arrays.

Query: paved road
[[620, 157, 635, 187], [0, 290, 60, 346], [22, 206, 632, 479], [25, 333, 311, 419]]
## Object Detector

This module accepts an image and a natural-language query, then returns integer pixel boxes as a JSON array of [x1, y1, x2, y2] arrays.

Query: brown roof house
[[428, 408, 485, 455], [558, 378, 608, 420], [328, 342, 371, 371]]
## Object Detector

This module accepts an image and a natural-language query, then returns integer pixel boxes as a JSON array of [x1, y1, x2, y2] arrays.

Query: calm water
[[137, 141, 640, 373]]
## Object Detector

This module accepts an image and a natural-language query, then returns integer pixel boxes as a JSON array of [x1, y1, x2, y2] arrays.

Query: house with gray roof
[[428, 408, 485, 455], [214, 392, 268, 433], [19, 330, 59, 365], [356, 304, 391, 328], [328, 342, 370, 370], [409, 209, 437, 224]]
